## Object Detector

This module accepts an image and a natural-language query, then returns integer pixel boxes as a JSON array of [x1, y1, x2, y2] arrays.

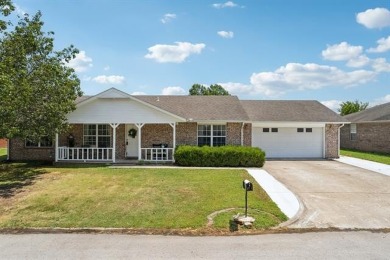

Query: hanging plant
[[128, 128, 137, 138]]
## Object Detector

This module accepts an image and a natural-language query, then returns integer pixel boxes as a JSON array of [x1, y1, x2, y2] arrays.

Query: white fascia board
[[251, 122, 326, 127], [194, 120, 249, 124]]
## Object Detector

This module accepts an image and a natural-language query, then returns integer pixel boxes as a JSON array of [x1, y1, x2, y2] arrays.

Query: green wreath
[[128, 128, 137, 138]]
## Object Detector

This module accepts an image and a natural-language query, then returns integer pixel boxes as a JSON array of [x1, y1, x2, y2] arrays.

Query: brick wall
[[59, 124, 84, 147], [325, 124, 341, 158], [141, 124, 174, 148], [243, 123, 252, 147], [226, 123, 241, 145], [0, 139, 7, 148], [9, 138, 54, 161], [115, 124, 126, 159], [341, 123, 390, 153], [176, 122, 197, 146]]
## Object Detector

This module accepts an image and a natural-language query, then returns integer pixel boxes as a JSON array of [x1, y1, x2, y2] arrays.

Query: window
[[263, 128, 270, 133], [198, 125, 226, 147], [350, 124, 357, 141], [83, 124, 111, 147], [297, 128, 304, 133], [306, 128, 312, 133], [25, 136, 53, 148], [271, 128, 278, 133]]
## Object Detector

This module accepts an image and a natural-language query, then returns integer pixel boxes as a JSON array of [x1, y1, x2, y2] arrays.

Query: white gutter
[[338, 123, 345, 158], [240, 122, 245, 146]]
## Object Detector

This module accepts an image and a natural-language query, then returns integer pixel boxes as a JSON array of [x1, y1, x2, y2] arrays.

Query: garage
[[252, 126, 324, 158]]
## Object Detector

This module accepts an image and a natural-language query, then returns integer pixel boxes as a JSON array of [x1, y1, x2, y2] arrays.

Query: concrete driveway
[[263, 160, 390, 229]]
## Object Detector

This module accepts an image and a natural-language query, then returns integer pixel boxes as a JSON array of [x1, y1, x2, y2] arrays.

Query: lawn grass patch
[[0, 148, 6, 161], [341, 149, 390, 165], [0, 164, 287, 232]]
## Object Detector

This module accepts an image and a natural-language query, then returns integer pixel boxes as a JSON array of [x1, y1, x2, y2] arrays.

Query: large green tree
[[189, 84, 230, 96], [338, 100, 369, 116], [0, 3, 82, 140]]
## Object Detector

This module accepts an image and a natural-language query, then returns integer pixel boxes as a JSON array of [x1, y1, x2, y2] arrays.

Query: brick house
[[341, 102, 390, 154], [8, 88, 347, 162]]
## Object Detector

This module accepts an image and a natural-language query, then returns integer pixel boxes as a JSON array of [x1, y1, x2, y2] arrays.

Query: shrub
[[174, 145, 265, 167]]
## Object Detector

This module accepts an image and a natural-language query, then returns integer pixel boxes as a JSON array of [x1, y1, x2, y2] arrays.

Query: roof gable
[[345, 102, 390, 122]]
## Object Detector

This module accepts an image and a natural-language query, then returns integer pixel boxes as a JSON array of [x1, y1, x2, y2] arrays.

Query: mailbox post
[[242, 179, 253, 217]]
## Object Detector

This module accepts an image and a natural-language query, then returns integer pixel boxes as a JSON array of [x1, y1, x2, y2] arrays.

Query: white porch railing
[[141, 148, 174, 162], [58, 147, 113, 161]]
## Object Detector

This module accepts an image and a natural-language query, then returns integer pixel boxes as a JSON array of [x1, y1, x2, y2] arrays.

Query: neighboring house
[[8, 88, 347, 162], [0, 139, 7, 148], [340, 102, 390, 154]]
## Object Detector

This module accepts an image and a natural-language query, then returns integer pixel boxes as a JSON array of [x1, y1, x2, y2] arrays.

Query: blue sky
[[10, 0, 390, 110]]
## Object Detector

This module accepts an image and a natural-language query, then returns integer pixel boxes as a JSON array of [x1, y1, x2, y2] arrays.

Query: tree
[[188, 84, 230, 95], [338, 100, 369, 116], [0, 5, 82, 140]]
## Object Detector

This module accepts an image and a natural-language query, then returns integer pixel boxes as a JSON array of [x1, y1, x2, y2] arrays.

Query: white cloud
[[356, 8, 390, 29], [372, 58, 390, 72], [217, 31, 234, 38], [346, 55, 370, 68], [212, 1, 237, 8], [145, 42, 206, 63], [372, 94, 390, 106], [219, 82, 253, 95], [367, 36, 390, 53], [131, 91, 147, 95], [322, 42, 363, 61], [14, 3, 26, 15], [67, 51, 93, 72], [161, 86, 186, 95], [92, 75, 125, 84], [221, 63, 377, 97], [321, 100, 342, 112], [161, 13, 176, 24]]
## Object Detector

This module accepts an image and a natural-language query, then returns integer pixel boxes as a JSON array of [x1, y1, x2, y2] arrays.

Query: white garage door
[[252, 127, 324, 158]]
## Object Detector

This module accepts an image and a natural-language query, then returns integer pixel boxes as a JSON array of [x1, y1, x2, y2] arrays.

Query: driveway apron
[[263, 160, 390, 229]]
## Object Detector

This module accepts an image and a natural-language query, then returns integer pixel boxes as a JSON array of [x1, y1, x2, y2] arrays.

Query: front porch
[[55, 123, 177, 163]]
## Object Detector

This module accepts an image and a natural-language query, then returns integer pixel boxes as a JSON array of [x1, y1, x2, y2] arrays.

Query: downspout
[[338, 123, 345, 158], [241, 122, 245, 146]]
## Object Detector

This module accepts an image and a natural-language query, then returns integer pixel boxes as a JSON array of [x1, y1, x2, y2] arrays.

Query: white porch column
[[136, 123, 145, 160], [55, 133, 59, 162], [110, 123, 119, 163], [169, 123, 176, 161]]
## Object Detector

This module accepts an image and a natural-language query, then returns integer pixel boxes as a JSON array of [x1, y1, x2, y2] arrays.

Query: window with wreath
[[197, 124, 226, 147], [83, 124, 111, 147], [25, 136, 53, 148]]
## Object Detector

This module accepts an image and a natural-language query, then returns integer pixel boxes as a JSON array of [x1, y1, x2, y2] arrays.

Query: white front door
[[125, 124, 139, 158]]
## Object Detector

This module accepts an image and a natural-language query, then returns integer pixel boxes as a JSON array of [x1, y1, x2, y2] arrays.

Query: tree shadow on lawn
[[0, 162, 48, 198]]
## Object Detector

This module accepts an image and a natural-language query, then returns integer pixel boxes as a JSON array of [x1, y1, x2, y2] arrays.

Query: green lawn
[[0, 164, 287, 233], [0, 148, 6, 161], [341, 149, 390, 165]]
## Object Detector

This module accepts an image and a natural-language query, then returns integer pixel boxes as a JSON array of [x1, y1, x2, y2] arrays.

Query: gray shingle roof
[[241, 100, 347, 122], [135, 95, 250, 121], [344, 102, 390, 122], [75, 96, 91, 104]]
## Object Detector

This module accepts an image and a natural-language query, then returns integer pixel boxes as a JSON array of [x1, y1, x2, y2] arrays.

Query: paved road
[[264, 160, 390, 229], [0, 231, 389, 259]]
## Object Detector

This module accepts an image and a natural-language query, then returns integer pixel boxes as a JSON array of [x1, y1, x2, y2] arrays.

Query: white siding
[[252, 127, 324, 158], [67, 98, 181, 123]]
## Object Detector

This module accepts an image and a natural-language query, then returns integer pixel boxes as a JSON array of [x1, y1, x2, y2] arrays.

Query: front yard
[[0, 163, 287, 234]]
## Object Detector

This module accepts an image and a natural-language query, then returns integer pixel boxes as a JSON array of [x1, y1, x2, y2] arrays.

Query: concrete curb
[[246, 169, 302, 225]]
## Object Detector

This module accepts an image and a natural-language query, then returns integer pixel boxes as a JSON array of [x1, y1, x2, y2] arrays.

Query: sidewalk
[[334, 156, 390, 177]]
